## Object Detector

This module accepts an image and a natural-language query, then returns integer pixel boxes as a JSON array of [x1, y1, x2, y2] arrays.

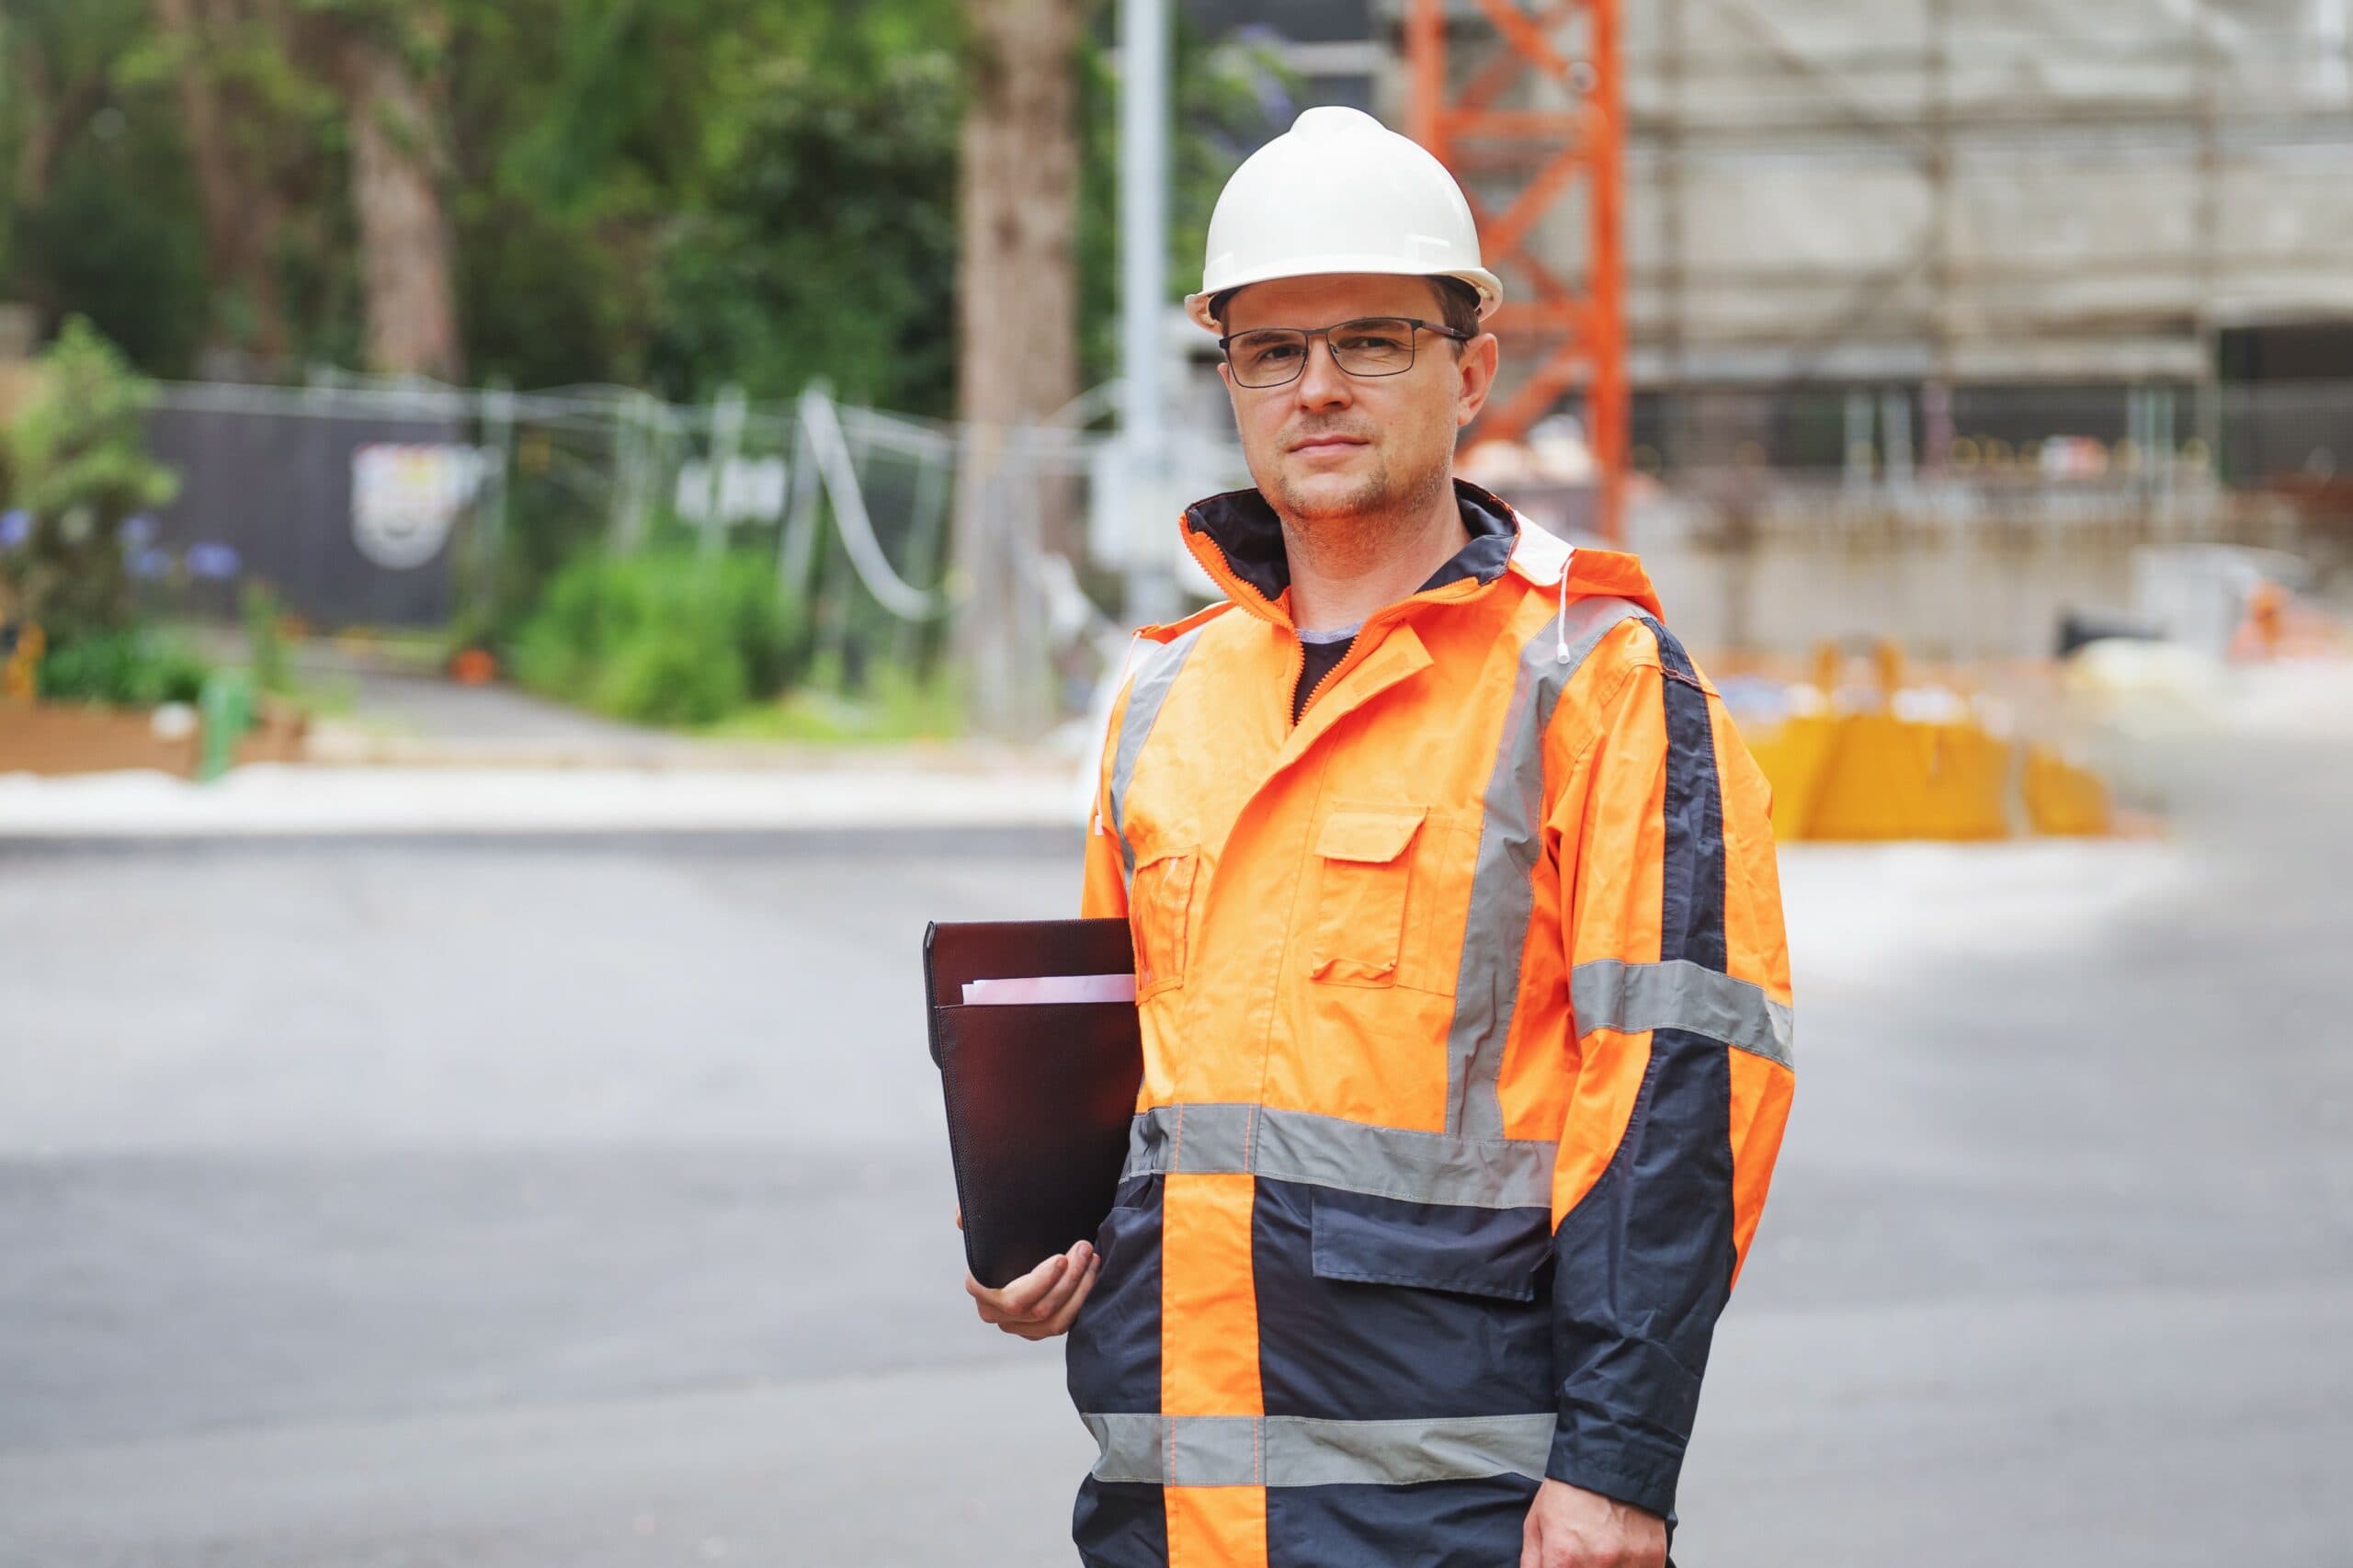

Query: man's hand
[[1521, 1478, 1667, 1568], [961, 1210, 1099, 1340]]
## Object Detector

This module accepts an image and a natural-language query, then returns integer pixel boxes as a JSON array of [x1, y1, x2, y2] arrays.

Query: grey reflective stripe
[[1121, 1103, 1553, 1211], [1447, 597, 1651, 1139], [1573, 957, 1795, 1069], [1110, 626, 1207, 882], [1083, 1412, 1167, 1485], [1083, 1412, 1555, 1488]]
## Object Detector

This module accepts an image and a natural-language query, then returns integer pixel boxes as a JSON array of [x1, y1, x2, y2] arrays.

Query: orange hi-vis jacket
[[1069, 481, 1795, 1567]]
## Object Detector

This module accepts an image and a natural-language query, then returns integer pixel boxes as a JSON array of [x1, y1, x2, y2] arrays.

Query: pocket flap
[[1313, 808, 1426, 865], [1308, 1186, 1549, 1302]]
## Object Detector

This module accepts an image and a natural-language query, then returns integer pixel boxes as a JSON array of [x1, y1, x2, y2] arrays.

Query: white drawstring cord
[[1554, 551, 1574, 663]]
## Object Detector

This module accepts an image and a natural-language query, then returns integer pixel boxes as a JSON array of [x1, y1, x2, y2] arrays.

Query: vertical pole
[[893, 434, 953, 673], [1589, 0, 1627, 545], [1661, 0, 1688, 395], [2193, 8, 2225, 503], [477, 377, 516, 632], [1119, 0, 1176, 628], [779, 391, 823, 599], [1923, 0, 1954, 476], [1881, 387, 1914, 492], [1406, 0, 1446, 150], [609, 392, 641, 552], [1845, 390, 1876, 494], [702, 384, 745, 562]]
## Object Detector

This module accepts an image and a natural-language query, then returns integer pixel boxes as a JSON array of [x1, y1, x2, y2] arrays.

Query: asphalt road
[[3, 730, 2351, 1565]]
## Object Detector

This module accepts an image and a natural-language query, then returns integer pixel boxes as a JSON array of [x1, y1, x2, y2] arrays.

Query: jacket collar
[[1178, 476, 1663, 624], [1181, 478, 1517, 624]]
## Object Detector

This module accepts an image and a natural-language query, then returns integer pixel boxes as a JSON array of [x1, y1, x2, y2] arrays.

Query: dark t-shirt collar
[[1184, 477, 1521, 612]]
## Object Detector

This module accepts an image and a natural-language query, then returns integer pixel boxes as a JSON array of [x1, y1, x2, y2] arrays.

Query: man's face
[[1216, 273, 1497, 524]]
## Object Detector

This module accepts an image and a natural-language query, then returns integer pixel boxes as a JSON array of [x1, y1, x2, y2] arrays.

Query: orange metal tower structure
[[1405, 0, 1626, 541]]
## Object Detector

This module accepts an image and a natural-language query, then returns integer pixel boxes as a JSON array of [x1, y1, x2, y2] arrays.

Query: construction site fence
[[126, 373, 2352, 724]]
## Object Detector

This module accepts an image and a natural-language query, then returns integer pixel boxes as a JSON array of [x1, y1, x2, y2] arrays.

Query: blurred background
[[1, 2, 2349, 1564]]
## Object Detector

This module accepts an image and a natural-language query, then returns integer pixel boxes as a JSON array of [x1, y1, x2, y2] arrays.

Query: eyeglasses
[[1218, 316, 1471, 389]]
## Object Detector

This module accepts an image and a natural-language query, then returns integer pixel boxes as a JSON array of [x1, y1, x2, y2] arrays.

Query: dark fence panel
[[145, 397, 472, 628]]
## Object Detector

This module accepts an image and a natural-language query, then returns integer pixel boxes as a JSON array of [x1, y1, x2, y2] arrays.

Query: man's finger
[[1037, 1252, 1097, 1332], [989, 1252, 1071, 1319], [1028, 1242, 1094, 1320], [1006, 1253, 1097, 1341], [966, 1256, 1059, 1322], [1040, 1252, 1101, 1335]]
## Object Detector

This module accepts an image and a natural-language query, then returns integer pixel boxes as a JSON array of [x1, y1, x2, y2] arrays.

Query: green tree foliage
[[1, 318, 181, 647], [4, 0, 1267, 414], [2, 0, 211, 370], [648, 51, 961, 413]]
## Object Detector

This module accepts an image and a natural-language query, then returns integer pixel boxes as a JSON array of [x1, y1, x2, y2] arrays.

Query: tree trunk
[[13, 34, 56, 209], [953, 0, 1083, 736], [958, 0, 1083, 428], [342, 31, 464, 381], [149, 0, 289, 361]]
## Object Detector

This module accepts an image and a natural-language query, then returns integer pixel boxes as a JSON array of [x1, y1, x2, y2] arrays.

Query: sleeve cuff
[[1545, 1426, 1681, 1522]]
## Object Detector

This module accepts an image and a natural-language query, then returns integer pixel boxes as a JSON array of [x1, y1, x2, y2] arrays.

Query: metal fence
[[139, 377, 1137, 716], [133, 371, 2351, 722]]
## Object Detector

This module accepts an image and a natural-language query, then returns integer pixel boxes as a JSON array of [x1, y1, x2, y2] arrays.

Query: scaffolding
[[1405, 0, 1630, 540], [1381, 0, 2353, 487]]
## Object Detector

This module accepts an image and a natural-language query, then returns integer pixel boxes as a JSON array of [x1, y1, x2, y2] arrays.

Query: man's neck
[[1280, 477, 1469, 634]]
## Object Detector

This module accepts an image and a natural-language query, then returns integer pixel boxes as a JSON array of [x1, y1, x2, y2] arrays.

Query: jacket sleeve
[[1079, 677, 1132, 920], [1540, 631, 1796, 1520]]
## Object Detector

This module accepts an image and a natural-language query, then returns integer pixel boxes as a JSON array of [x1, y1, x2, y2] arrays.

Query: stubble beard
[[1266, 440, 1450, 559]]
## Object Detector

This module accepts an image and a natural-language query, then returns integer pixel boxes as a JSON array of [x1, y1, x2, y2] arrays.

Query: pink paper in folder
[[961, 973, 1136, 1006]]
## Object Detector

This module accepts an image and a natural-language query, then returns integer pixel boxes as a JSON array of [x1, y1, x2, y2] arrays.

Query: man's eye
[[1247, 340, 1302, 364]]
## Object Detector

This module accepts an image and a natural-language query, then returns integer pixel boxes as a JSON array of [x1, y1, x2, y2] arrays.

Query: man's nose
[[1292, 336, 1354, 410]]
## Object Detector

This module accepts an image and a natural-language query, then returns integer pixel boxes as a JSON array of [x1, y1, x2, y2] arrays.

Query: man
[[969, 106, 1795, 1568]]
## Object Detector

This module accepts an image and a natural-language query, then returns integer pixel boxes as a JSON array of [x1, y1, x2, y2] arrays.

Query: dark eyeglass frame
[[1217, 315, 1472, 389]]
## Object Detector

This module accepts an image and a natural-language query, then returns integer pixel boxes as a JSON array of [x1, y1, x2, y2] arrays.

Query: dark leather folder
[[923, 917, 1142, 1290]]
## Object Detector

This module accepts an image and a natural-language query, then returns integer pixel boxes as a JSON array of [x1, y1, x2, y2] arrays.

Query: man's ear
[[1454, 332, 1500, 428]]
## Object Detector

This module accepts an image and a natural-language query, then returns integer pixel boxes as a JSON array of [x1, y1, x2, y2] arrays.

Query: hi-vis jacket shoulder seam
[[1134, 597, 1233, 645]]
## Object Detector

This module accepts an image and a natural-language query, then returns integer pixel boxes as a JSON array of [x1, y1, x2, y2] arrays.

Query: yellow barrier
[[1742, 714, 1839, 842], [2020, 745, 2113, 836], [1738, 640, 2112, 842], [1808, 713, 2011, 841]]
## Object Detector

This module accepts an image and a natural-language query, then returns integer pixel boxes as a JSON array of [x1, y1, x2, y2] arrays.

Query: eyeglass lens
[[1226, 317, 1420, 388]]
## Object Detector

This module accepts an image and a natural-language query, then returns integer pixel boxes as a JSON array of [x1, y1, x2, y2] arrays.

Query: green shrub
[[1, 319, 180, 651], [593, 618, 747, 725], [512, 550, 801, 726], [35, 628, 210, 708]]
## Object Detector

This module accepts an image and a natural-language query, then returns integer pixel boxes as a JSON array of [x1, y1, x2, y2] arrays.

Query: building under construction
[[1190, 0, 2353, 483]]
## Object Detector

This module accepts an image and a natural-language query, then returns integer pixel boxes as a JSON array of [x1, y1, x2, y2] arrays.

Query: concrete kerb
[[0, 756, 1091, 841]]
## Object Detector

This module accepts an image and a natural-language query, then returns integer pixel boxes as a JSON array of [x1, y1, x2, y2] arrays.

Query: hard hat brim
[[1186, 261, 1505, 334]]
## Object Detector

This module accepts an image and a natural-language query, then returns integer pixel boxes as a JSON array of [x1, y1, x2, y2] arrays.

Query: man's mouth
[[1289, 434, 1370, 455]]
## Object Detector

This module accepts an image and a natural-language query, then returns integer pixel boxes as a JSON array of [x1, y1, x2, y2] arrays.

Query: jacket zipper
[[1285, 633, 1313, 731], [1182, 512, 1497, 732], [1289, 604, 1403, 731]]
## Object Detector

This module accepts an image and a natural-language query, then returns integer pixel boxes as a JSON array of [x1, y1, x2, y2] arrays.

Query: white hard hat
[[1186, 106, 1503, 334]]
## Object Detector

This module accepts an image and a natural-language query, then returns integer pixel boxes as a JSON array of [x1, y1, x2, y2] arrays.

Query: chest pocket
[[1131, 847, 1199, 998], [1308, 806, 1427, 988]]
